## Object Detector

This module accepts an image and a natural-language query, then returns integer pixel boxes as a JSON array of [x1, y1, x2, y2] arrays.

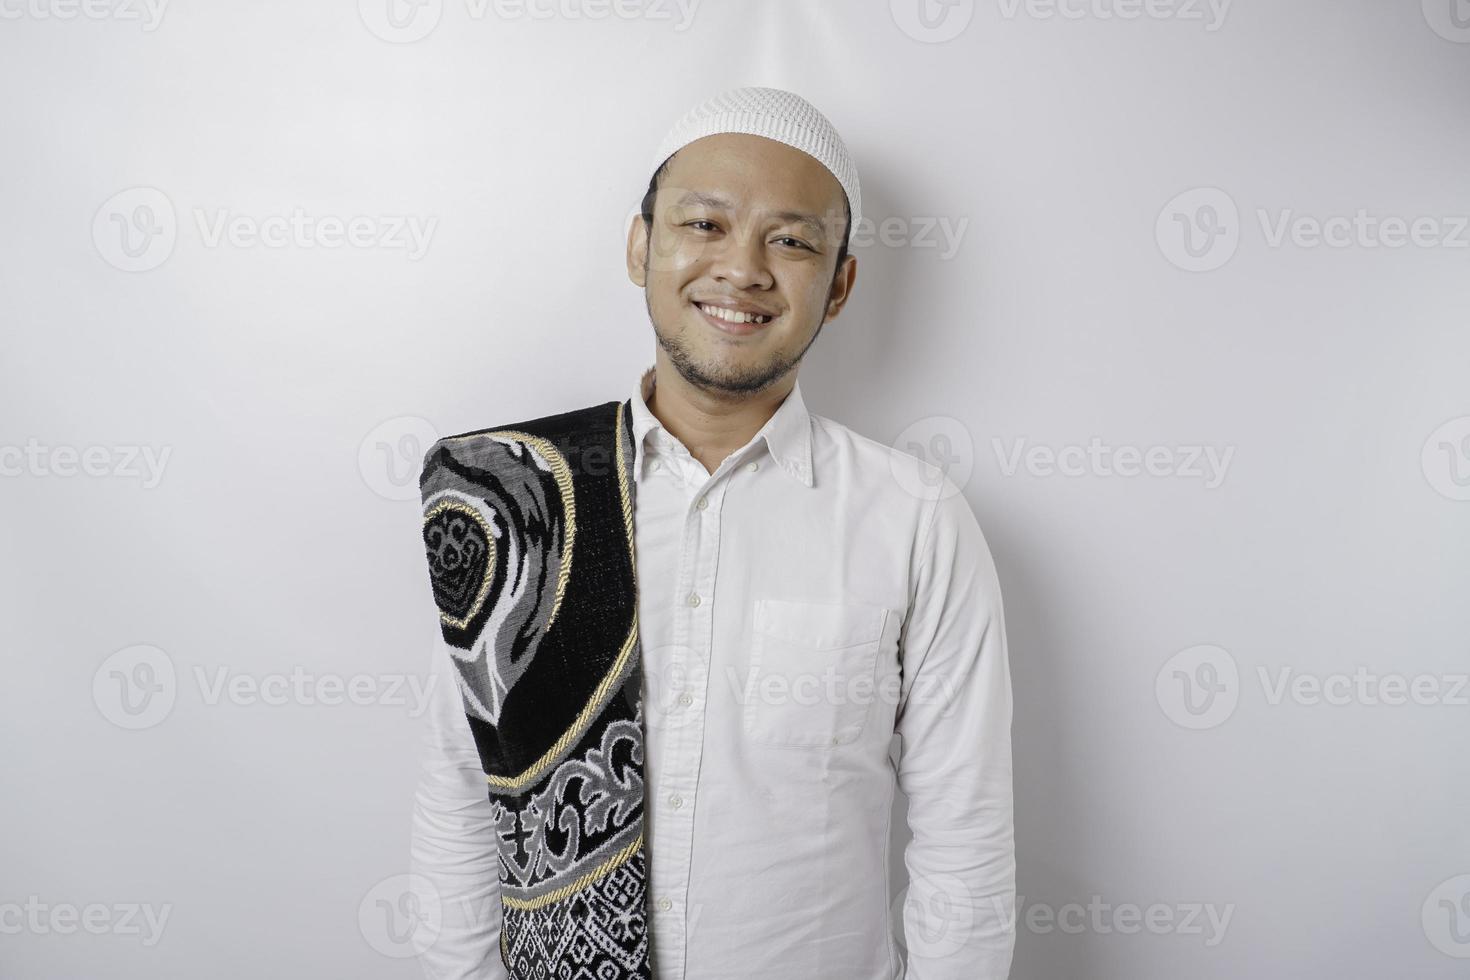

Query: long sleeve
[[410, 639, 510, 980], [894, 477, 1016, 980]]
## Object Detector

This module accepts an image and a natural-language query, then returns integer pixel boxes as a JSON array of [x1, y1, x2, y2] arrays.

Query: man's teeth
[[697, 303, 772, 324]]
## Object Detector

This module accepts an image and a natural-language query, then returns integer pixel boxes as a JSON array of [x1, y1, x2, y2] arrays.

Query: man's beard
[[644, 290, 823, 397]]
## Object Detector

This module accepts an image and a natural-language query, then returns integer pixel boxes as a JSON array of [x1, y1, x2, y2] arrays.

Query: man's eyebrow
[[674, 191, 829, 235]]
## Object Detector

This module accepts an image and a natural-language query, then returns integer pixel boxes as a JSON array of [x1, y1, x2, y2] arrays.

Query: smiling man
[[412, 86, 1015, 980]]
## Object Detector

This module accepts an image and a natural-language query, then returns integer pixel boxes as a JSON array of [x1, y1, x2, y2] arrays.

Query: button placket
[[662, 470, 727, 979]]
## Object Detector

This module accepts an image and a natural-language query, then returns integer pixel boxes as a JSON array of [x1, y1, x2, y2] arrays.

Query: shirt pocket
[[743, 598, 889, 748]]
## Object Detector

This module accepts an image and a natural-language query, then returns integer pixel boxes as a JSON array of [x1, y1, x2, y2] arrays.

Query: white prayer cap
[[650, 86, 861, 236]]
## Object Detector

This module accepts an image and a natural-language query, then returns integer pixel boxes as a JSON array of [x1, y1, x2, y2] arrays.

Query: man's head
[[626, 87, 860, 397]]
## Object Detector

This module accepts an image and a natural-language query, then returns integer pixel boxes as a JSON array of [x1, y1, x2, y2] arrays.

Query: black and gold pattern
[[419, 399, 651, 980]]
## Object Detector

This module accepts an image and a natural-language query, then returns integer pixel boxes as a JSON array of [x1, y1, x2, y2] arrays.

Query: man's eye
[[685, 220, 719, 232], [773, 236, 812, 251]]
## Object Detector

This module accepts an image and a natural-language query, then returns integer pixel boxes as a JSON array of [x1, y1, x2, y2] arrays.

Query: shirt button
[[668, 794, 683, 809], [657, 898, 672, 911], [677, 692, 693, 706], [696, 496, 709, 510], [747, 460, 758, 471], [686, 592, 701, 607]]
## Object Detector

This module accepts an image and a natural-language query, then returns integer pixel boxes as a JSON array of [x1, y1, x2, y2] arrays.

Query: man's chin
[[673, 351, 794, 397]]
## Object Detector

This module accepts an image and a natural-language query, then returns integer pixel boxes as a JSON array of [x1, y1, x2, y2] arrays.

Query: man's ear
[[823, 253, 858, 323], [626, 215, 649, 287]]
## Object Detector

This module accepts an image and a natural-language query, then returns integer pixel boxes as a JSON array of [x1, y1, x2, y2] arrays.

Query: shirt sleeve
[[893, 476, 1016, 980], [410, 638, 510, 980]]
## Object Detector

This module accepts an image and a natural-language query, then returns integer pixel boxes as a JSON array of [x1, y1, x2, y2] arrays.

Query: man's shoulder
[[433, 398, 625, 448], [810, 411, 958, 500], [418, 398, 628, 491]]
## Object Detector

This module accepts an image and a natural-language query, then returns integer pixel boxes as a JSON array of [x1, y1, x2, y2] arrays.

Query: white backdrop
[[3, 1, 1468, 977]]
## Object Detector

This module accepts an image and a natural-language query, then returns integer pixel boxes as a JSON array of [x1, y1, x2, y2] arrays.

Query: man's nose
[[709, 219, 773, 290]]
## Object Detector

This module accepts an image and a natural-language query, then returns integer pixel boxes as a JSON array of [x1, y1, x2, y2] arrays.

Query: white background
[[2, 1, 1468, 977]]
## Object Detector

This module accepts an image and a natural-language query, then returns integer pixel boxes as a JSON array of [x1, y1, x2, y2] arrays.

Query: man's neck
[[646, 353, 792, 476]]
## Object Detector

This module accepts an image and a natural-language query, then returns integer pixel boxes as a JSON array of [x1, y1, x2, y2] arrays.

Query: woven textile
[[419, 399, 651, 980]]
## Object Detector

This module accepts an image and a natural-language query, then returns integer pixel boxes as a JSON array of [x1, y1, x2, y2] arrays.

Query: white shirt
[[411, 364, 1015, 980]]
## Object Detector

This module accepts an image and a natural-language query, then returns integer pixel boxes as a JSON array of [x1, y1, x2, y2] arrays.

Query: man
[[411, 86, 1015, 980]]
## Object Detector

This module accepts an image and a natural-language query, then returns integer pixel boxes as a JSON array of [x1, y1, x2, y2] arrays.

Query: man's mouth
[[692, 301, 775, 327]]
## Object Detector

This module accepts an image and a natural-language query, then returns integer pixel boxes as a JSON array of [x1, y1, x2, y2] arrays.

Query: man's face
[[627, 133, 856, 396]]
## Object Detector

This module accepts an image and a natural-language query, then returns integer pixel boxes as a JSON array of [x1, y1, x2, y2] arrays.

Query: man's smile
[[692, 300, 776, 336]]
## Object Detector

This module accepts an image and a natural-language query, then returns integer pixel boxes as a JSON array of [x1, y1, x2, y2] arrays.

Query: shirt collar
[[628, 363, 814, 487]]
